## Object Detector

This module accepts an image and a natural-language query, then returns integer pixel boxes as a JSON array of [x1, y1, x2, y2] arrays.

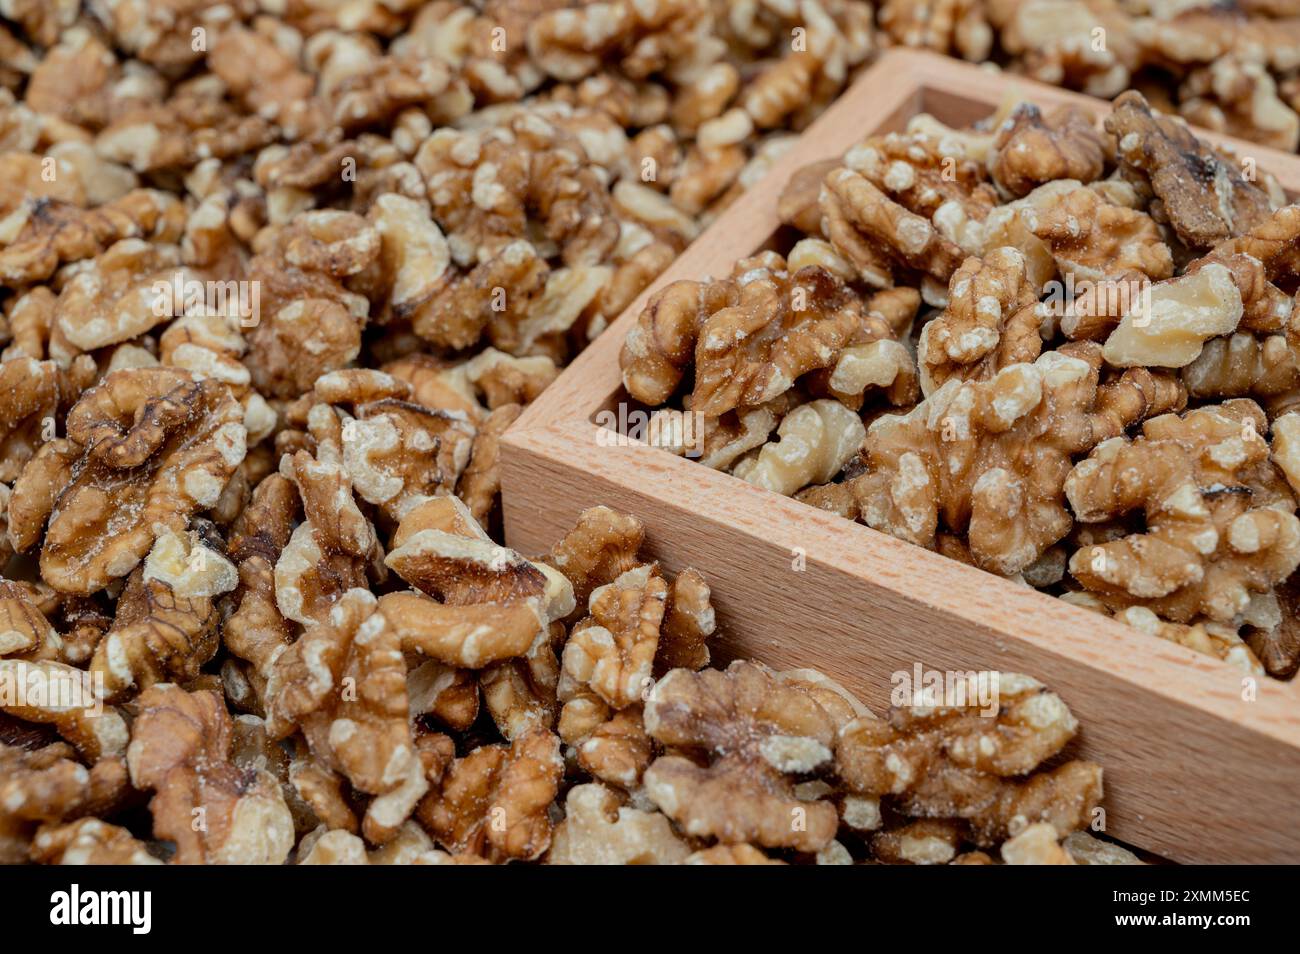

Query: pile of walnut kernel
[[0, 0, 1138, 867], [623, 90, 1300, 681], [2, 496, 1124, 866], [877, 0, 1300, 154]]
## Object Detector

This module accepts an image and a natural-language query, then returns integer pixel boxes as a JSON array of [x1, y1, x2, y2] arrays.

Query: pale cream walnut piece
[[1000, 822, 1076, 865], [732, 399, 865, 498], [837, 672, 1103, 847], [367, 193, 452, 321], [30, 818, 161, 865], [641, 660, 841, 853], [15, 367, 245, 595], [1106, 90, 1273, 249], [127, 685, 294, 865], [1072, 243, 1220, 361], [916, 247, 1042, 396], [1066, 399, 1300, 625], [1116, 606, 1264, 675], [1063, 830, 1144, 865], [855, 343, 1187, 576], [265, 589, 426, 845], [547, 782, 689, 865], [806, 324, 921, 413], [1186, 249, 1294, 341], [417, 726, 563, 862], [141, 527, 238, 600]]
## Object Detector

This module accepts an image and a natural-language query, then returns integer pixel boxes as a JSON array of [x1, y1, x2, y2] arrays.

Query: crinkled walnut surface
[[0, 0, 1267, 868], [0, 491, 1115, 866], [625, 86, 1300, 680]]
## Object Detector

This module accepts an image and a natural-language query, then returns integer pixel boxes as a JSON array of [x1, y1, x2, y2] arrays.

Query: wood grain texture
[[501, 49, 1300, 864]]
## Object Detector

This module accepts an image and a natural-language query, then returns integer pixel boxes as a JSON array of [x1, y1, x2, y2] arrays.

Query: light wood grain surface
[[502, 49, 1300, 864]]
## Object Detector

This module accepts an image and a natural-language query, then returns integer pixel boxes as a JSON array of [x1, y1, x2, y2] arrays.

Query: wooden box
[[500, 49, 1300, 864]]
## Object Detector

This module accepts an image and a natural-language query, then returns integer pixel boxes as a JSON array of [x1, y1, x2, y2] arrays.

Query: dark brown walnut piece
[[1106, 90, 1274, 249]]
